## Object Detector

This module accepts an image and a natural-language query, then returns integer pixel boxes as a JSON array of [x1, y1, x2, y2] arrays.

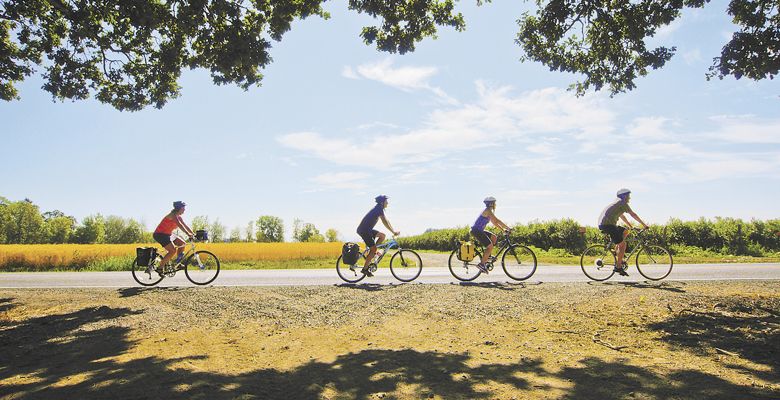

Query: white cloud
[[278, 84, 616, 169], [627, 117, 673, 140], [342, 59, 457, 104], [707, 115, 780, 144]]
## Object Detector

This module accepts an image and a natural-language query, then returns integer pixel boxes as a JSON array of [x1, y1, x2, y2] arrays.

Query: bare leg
[[481, 234, 497, 264], [159, 243, 177, 268], [616, 230, 630, 267]]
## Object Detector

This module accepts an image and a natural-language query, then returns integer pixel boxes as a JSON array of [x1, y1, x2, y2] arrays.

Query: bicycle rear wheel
[[636, 245, 673, 281], [580, 244, 616, 281], [131, 256, 163, 286], [448, 249, 482, 281], [336, 253, 367, 283], [502, 244, 537, 281], [390, 249, 423, 282], [184, 251, 220, 285]]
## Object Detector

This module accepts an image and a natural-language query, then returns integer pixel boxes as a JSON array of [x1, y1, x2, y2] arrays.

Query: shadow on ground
[[602, 281, 688, 293], [648, 298, 780, 385], [1, 301, 778, 399]]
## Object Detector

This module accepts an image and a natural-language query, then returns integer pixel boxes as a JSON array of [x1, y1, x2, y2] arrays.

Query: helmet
[[483, 196, 496, 205], [173, 201, 186, 209], [375, 195, 388, 204], [616, 188, 631, 198]]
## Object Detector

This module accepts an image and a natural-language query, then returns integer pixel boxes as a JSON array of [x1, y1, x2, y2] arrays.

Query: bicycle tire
[[336, 254, 367, 283], [389, 249, 423, 282], [501, 244, 537, 281], [131, 256, 163, 286], [580, 244, 616, 281], [184, 250, 220, 285], [448, 249, 482, 282], [636, 245, 674, 281]]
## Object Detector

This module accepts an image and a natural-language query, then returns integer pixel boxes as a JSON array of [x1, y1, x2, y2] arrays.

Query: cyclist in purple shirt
[[356, 195, 399, 277], [471, 196, 511, 274]]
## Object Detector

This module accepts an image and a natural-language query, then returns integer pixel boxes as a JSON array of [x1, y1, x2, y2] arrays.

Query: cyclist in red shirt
[[153, 201, 196, 270]]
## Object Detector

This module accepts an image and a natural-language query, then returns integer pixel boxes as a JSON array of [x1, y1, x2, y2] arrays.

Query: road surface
[[1, 263, 779, 288]]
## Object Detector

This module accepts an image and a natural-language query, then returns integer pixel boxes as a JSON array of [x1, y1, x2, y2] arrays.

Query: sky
[[1, 1, 778, 242]]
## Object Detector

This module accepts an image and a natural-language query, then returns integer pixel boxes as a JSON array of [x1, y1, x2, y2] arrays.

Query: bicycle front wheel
[[580, 244, 616, 281], [390, 250, 423, 282], [502, 244, 537, 281], [636, 245, 673, 281], [184, 251, 220, 285], [131, 256, 163, 286], [448, 249, 482, 282], [336, 254, 367, 283]]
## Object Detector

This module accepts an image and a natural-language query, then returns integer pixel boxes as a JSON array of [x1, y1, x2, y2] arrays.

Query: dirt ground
[[1, 281, 778, 399]]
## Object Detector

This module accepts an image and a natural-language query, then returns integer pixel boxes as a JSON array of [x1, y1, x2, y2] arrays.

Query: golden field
[[0, 242, 342, 270]]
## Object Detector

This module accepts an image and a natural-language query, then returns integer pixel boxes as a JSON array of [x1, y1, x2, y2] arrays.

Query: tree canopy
[[1, 0, 775, 110]]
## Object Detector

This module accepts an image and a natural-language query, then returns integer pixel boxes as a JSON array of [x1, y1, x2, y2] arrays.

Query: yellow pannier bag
[[458, 241, 476, 262]]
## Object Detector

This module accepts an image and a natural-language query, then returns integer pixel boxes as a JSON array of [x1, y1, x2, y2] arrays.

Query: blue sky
[[1, 1, 778, 241]]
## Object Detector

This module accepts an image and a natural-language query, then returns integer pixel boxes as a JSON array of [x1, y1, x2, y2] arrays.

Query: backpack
[[457, 241, 476, 262], [136, 247, 158, 267], [342, 242, 361, 265]]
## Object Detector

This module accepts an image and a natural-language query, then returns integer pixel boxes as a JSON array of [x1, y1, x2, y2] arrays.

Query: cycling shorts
[[599, 224, 626, 244], [471, 229, 495, 247]]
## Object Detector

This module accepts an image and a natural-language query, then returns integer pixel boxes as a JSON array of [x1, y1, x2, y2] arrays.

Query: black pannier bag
[[341, 242, 361, 265], [136, 247, 158, 267], [195, 230, 209, 241]]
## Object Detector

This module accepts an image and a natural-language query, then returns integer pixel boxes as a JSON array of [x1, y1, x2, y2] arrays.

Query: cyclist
[[471, 196, 511, 274], [598, 189, 649, 276], [356, 195, 399, 277], [153, 201, 196, 273]]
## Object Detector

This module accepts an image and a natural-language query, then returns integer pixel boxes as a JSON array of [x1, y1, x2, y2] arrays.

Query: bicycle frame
[[473, 231, 513, 262], [363, 238, 400, 265], [604, 229, 651, 264]]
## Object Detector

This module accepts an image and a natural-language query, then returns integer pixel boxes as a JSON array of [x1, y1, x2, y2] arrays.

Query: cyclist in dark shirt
[[598, 189, 648, 275], [356, 195, 399, 277]]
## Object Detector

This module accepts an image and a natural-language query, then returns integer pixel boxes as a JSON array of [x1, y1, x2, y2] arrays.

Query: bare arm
[[380, 215, 399, 236], [627, 211, 649, 229], [176, 216, 195, 237], [488, 211, 511, 231]]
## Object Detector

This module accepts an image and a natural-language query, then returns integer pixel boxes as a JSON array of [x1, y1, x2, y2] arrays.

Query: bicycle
[[132, 231, 220, 286], [580, 227, 673, 281], [448, 230, 537, 282], [336, 237, 423, 283]]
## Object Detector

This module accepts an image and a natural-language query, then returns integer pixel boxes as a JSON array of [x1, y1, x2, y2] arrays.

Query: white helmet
[[483, 196, 496, 204], [616, 188, 631, 198]]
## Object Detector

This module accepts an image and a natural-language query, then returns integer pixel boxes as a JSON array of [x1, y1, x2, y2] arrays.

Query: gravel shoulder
[[1, 281, 778, 399]]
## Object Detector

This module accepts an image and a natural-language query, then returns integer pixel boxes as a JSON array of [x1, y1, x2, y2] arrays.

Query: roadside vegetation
[[1, 195, 778, 271]]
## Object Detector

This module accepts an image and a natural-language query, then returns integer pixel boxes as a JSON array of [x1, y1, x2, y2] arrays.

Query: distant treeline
[[0, 196, 338, 244], [398, 218, 780, 257]]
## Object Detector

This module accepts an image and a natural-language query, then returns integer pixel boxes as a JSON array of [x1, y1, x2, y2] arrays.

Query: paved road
[[1, 263, 779, 288]]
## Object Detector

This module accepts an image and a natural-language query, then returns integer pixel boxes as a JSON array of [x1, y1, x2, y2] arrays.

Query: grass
[[1, 247, 778, 272]]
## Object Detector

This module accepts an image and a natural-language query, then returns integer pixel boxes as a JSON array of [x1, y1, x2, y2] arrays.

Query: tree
[[326, 228, 339, 243], [1, 1, 775, 108], [45, 215, 76, 244], [2, 198, 46, 244], [191, 216, 210, 232], [229, 227, 242, 242], [210, 219, 226, 243], [293, 220, 325, 243], [104, 215, 128, 244], [516, 0, 779, 96], [256, 216, 284, 243], [245, 221, 255, 242], [72, 214, 106, 244], [0, 0, 462, 110]]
